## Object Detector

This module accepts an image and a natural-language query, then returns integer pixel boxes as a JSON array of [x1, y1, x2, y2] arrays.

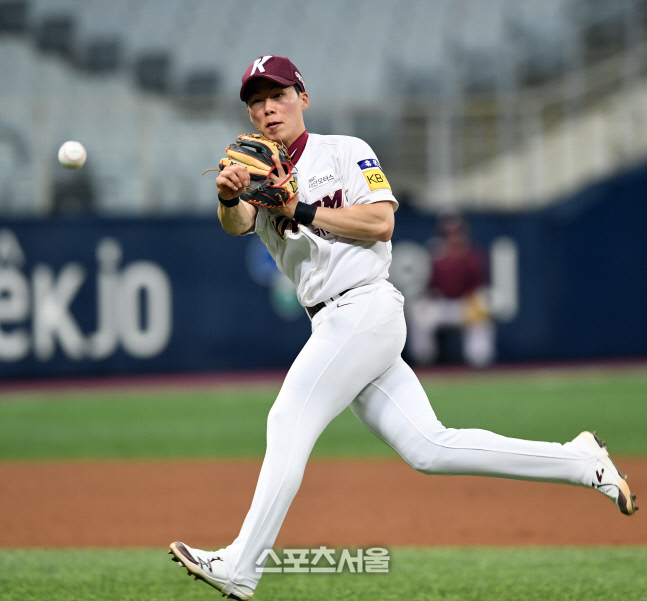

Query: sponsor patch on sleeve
[[357, 158, 391, 191]]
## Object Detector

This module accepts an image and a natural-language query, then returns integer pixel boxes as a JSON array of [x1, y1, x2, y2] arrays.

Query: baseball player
[[408, 213, 496, 367], [169, 55, 636, 600]]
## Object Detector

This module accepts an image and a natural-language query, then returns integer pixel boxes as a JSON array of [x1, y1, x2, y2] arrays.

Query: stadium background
[[1, 0, 646, 378], [1, 2, 647, 600]]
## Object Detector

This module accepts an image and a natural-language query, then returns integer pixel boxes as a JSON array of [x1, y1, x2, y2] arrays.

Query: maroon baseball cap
[[240, 55, 305, 101]]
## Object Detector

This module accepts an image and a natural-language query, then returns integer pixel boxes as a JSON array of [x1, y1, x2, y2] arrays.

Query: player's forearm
[[217, 201, 256, 236], [310, 202, 395, 242]]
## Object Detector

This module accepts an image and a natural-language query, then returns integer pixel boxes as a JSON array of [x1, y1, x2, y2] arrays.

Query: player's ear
[[300, 92, 309, 111]]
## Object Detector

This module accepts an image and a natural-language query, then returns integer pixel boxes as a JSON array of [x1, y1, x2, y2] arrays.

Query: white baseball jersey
[[253, 133, 398, 306]]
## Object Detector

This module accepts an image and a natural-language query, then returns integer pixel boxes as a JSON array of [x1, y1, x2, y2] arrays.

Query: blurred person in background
[[408, 213, 495, 367]]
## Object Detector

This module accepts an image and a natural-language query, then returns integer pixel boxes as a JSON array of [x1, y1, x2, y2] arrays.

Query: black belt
[[306, 289, 353, 319]]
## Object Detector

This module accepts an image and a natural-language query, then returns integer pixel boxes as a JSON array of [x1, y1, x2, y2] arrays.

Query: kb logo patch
[[357, 159, 391, 192]]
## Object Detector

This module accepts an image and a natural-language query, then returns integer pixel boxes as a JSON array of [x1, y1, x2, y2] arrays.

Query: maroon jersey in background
[[429, 247, 487, 299], [427, 215, 488, 299]]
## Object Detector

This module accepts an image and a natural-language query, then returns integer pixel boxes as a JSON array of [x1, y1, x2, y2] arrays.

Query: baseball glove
[[207, 134, 298, 209]]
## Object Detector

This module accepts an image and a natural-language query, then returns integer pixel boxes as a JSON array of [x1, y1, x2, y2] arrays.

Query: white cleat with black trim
[[571, 431, 637, 516], [169, 541, 254, 600]]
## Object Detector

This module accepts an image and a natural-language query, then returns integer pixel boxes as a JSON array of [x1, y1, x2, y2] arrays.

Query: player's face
[[246, 81, 309, 147]]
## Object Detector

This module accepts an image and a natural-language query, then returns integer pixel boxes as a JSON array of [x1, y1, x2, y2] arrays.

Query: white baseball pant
[[224, 280, 598, 591]]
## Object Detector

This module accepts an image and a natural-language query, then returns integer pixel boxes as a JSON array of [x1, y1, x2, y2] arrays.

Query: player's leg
[[407, 298, 440, 364], [223, 283, 407, 591], [463, 321, 496, 367], [351, 358, 598, 486]]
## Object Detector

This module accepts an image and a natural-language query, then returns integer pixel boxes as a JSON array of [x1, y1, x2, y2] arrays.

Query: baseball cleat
[[571, 431, 637, 516], [168, 541, 254, 600]]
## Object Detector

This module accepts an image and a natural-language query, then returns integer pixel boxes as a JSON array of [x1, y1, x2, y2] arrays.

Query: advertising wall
[[1, 163, 645, 378]]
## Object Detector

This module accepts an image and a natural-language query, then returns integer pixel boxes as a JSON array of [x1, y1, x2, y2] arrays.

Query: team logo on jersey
[[357, 158, 391, 191]]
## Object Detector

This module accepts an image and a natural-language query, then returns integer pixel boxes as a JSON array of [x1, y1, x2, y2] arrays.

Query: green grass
[[1, 368, 646, 460], [1, 371, 646, 601], [0, 547, 645, 601]]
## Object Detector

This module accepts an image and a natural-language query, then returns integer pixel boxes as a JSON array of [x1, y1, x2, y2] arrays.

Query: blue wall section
[[1, 163, 645, 378], [545, 167, 647, 358], [0, 218, 311, 378]]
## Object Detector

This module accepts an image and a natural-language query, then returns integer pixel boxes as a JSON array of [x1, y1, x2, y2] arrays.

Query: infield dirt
[[1, 458, 644, 548]]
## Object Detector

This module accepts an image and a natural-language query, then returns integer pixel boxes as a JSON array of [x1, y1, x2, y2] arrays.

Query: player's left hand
[[270, 156, 299, 218], [215, 134, 298, 209]]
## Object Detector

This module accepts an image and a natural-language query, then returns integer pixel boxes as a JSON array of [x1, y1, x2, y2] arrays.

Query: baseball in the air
[[58, 140, 87, 169]]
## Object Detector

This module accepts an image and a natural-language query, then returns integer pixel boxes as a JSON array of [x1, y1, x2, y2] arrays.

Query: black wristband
[[218, 194, 240, 208], [293, 201, 317, 225]]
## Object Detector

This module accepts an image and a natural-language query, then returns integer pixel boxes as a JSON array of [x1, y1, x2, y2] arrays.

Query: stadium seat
[[0, 0, 28, 33], [34, 14, 75, 60], [134, 52, 171, 93], [79, 37, 121, 73]]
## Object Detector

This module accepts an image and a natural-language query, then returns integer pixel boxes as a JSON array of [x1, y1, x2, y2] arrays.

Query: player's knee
[[401, 444, 438, 474], [265, 403, 299, 451], [266, 401, 292, 433], [398, 427, 451, 474]]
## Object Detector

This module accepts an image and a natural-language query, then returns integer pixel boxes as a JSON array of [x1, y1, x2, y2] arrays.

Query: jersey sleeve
[[342, 137, 398, 208], [249, 204, 268, 236]]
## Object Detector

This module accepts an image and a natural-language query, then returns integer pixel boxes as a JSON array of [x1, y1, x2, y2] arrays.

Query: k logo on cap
[[250, 56, 272, 75]]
